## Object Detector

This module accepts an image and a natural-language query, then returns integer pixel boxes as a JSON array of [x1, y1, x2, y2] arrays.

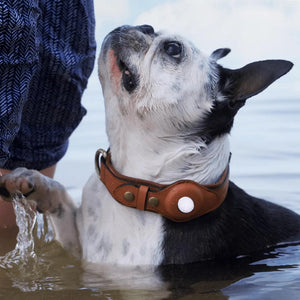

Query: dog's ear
[[211, 48, 231, 60], [219, 60, 293, 103], [201, 60, 292, 141]]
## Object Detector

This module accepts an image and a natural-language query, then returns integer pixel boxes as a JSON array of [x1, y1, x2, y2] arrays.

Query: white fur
[[77, 174, 164, 265]]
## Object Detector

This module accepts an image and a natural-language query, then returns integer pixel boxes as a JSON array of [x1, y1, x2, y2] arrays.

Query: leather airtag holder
[[95, 149, 230, 222]]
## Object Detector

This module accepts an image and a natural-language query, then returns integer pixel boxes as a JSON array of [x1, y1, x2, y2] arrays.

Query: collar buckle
[[95, 148, 108, 177]]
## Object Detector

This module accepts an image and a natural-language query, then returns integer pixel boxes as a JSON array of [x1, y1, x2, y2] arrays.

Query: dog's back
[[162, 181, 300, 264]]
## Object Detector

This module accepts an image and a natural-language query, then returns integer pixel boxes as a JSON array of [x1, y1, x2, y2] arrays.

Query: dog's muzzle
[[95, 149, 230, 222]]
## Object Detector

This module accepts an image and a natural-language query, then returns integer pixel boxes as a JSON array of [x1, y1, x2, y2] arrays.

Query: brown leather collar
[[95, 149, 230, 222]]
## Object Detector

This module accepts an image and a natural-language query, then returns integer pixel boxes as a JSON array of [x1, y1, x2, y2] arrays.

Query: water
[[0, 196, 37, 270], [0, 94, 299, 299], [0, 215, 300, 299]]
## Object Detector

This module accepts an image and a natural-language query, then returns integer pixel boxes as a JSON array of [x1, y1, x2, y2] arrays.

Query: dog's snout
[[137, 25, 155, 35]]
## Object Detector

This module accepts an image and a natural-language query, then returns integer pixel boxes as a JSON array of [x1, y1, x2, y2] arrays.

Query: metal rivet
[[149, 197, 159, 207], [124, 191, 135, 202]]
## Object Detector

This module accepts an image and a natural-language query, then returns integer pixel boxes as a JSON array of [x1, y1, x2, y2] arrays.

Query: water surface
[[0, 95, 299, 299]]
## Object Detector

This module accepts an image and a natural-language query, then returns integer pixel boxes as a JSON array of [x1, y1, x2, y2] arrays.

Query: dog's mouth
[[117, 58, 138, 93], [103, 25, 155, 94]]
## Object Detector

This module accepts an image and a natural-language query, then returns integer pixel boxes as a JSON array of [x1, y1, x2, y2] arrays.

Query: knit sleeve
[[0, 0, 40, 167], [1, 0, 96, 170]]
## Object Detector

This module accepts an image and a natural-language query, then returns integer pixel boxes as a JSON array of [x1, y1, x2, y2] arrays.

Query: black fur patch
[[201, 99, 245, 143], [187, 98, 245, 144], [161, 182, 300, 264], [193, 66, 246, 143]]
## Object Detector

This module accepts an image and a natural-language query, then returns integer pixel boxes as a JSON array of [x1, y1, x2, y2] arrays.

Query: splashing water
[[0, 195, 37, 269], [0, 195, 80, 293], [0, 195, 58, 292]]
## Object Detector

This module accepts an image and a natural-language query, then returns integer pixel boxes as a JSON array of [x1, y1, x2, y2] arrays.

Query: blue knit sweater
[[0, 0, 96, 170]]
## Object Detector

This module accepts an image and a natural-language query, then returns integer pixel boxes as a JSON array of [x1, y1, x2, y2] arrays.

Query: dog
[[1, 25, 300, 265]]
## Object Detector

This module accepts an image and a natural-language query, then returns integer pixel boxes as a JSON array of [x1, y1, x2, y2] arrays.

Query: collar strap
[[95, 149, 230, 222]]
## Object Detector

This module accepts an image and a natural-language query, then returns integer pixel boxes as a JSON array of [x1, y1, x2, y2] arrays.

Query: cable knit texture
[[0, 0, 96, 170]]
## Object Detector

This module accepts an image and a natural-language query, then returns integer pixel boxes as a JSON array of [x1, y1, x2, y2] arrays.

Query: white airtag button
[[177, 197, 195, 213]]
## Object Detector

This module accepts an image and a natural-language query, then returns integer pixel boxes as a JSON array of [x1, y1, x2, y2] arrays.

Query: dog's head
[[99, 25, 293, 144]]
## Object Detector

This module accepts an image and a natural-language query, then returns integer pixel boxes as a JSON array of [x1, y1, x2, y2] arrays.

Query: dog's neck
[[107, 117, 230, 185]]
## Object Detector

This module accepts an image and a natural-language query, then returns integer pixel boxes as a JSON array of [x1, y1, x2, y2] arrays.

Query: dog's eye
[[164, 41, 182, 58]]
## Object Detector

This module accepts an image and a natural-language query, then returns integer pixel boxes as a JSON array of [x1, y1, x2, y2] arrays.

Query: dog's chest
[[77, 174, 165, 265]]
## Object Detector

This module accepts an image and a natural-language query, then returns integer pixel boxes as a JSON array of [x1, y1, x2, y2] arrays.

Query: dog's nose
[[137, 25, 155, 35]]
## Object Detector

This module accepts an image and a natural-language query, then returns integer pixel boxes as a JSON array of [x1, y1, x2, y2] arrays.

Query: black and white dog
[[1, 25, 300, 265]]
